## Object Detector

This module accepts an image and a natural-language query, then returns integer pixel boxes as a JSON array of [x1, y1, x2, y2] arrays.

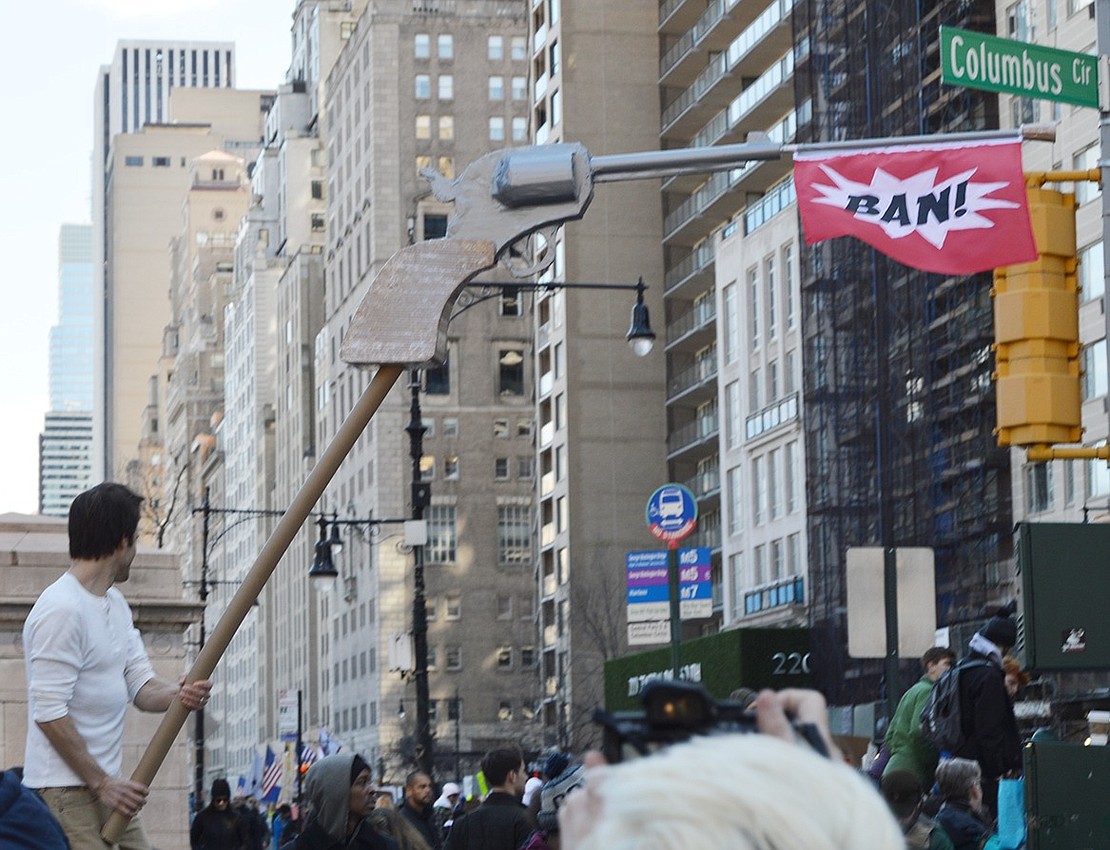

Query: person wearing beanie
[[191, 778, 248, 850], [291, 753, 399, 850], [950, 605, 1022, 821]]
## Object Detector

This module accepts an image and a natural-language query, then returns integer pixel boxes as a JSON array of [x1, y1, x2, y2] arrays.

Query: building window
[[415, 33, 430, 59], [521, 646, 536, 667], [438, 34, 453, 59], [494, 419, 510, 438], [438, 75, 453, 100], [416, 114, 432, 139], [498, 505, 531, 565], [500, 287, 522, 316], [445, 592, 461, 620], [426, 353, 450, 394], [489, 116, 505, 141], [423, 213, 449, 240], [498, 700, 512, 721], [416, 456, 434, 482], [1088, 457, 1110, 498], [511, 36, 526, 60], [445, 645, 462, 670], [1073, 145, 1101, 205], [489, 76, 505, 100], [442, 417, 459, 437], [497, 647, 513, 669], [439, 115, 454, 140], [727, 466, 743, 535], [499, 348, 525, 396], [511, 76, 528, 100], [1024, 463, 1054, 513], [427, 505, 457, 563], [784, 243, 796, 328], [723, 282, 738, 363], [488, 35, 504, 61], [311, 180, 324, 200], [748, 268, 760, 347], [426, 596, 437, 622], [726, 381, 741, 450], [512, 117, 528, 142], [1082, 339, 1108, 399], [752, 455, 766, 525], [753, 544, 765, 585], [311, 213, 325, 232], [124, 156, 144, 166], [1080, 241, 1104, 302], [444, 456, 459, 480], [497, 594, 513, 619], [415, 74, 431, 99], [495, 457, 510, 480], [517, 456, 534, 479], [437, 156, 455, 179], [152, 156, 171, 167]]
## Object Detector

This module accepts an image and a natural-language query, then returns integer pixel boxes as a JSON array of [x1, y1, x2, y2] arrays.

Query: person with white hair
[[558, 689, 905, 850], [933, 758, 990, 850]]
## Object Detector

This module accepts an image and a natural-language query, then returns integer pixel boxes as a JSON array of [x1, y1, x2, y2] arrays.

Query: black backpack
[[919, 658, 989, 753]]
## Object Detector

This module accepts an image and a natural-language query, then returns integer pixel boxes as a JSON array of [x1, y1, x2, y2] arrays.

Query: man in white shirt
[[23, 482, 213, 850]]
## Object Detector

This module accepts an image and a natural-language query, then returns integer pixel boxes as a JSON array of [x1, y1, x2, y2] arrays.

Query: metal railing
[[744, 575, 804, 615], [668, 413, 719, 455], [664, 240, 715, 292], [668, 358, 718, 399], [745, 392, 799, 440], [665, 299, 716, 345]]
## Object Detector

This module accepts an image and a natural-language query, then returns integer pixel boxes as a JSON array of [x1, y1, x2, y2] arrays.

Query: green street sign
[[940, 26, 1099, 109]]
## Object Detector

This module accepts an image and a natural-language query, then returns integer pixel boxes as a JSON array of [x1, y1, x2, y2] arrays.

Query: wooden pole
[[102, 364, 404, 842]]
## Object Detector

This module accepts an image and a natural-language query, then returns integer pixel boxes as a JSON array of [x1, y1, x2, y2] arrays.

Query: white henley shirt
[[22, 571, 156, 788]]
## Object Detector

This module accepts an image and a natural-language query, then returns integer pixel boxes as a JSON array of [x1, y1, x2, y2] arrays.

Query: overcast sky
[[0, 0, 293, 513]]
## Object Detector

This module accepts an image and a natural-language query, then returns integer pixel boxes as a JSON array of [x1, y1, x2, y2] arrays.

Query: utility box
[[1016, 522, 1110, 670], [1024, 741, 1110, 848]]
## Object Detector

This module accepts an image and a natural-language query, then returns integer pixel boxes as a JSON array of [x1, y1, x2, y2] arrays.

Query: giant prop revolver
[[103, 135, 780, 841]]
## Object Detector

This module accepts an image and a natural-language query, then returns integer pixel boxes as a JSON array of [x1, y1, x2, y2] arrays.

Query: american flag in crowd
[[300, 744, 321, 770], [261, 745, 282, 803]]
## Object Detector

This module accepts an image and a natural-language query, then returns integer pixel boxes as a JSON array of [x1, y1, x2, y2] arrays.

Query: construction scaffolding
[[792, 0, 1014, 707]]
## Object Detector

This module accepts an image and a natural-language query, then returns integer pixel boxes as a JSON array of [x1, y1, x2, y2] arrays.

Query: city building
[[998, 1, 1107, 525], [92, 40, 236, 483], [318, 0, 541, 777], [39, 223, 96, 516], [655, 0, 807, 631], [38, 412, 94, 517], [528, 0, 669, 749]]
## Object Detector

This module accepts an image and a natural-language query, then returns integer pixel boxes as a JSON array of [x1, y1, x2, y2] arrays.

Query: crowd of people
[[2, 482, 1034, 850]]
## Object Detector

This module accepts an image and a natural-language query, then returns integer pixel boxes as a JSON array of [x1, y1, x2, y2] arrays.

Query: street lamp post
[[406, 369, 434, 780]]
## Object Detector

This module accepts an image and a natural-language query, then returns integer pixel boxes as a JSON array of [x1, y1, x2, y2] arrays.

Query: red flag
[[793, 137, 1037, 275]]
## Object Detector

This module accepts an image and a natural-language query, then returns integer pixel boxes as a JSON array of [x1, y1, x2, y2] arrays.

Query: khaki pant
[[37, 786, 151, 850]]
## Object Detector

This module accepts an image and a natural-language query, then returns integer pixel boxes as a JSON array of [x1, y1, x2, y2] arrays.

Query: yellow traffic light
[[992, 185, 1081, 447]]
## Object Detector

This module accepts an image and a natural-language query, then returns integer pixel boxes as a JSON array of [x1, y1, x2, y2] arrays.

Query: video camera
[[593, 680, 829, 763]]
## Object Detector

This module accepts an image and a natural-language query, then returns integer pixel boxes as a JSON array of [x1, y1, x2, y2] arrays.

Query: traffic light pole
[[1100, 1, 1110, 423]]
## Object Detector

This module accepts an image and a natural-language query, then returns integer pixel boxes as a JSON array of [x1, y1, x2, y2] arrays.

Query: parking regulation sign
[[645, 483, 697, 545]]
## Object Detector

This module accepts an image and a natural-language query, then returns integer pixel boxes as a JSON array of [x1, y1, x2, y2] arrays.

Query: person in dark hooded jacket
[[291, 753, 399, 850], [952, 606, 1022, 820], [0, 768, 70, 849]]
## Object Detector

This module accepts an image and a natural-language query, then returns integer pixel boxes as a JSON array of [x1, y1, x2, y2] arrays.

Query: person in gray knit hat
[[950, 604, 1022, 821], [291, 753, 399, 850]]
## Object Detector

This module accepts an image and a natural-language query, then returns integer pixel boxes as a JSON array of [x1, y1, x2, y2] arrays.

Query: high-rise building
[[319, 0, 541, 776], [92, 40, 237, 483], [655, 0, 807, 633], [39, 412, 94, 517], [40, 223, 96, 516], [528, 0, 668, 749]]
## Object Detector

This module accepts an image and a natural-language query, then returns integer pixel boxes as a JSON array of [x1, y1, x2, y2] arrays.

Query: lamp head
[[626, 278, 655, 357], [309, 516, 338, 593]]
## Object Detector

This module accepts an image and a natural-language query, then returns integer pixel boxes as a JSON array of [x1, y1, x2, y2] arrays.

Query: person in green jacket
[[884, 646, 957, 785]]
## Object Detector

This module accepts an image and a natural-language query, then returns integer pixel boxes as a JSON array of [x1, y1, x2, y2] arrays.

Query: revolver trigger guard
[[500, 225, 559, 280]]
